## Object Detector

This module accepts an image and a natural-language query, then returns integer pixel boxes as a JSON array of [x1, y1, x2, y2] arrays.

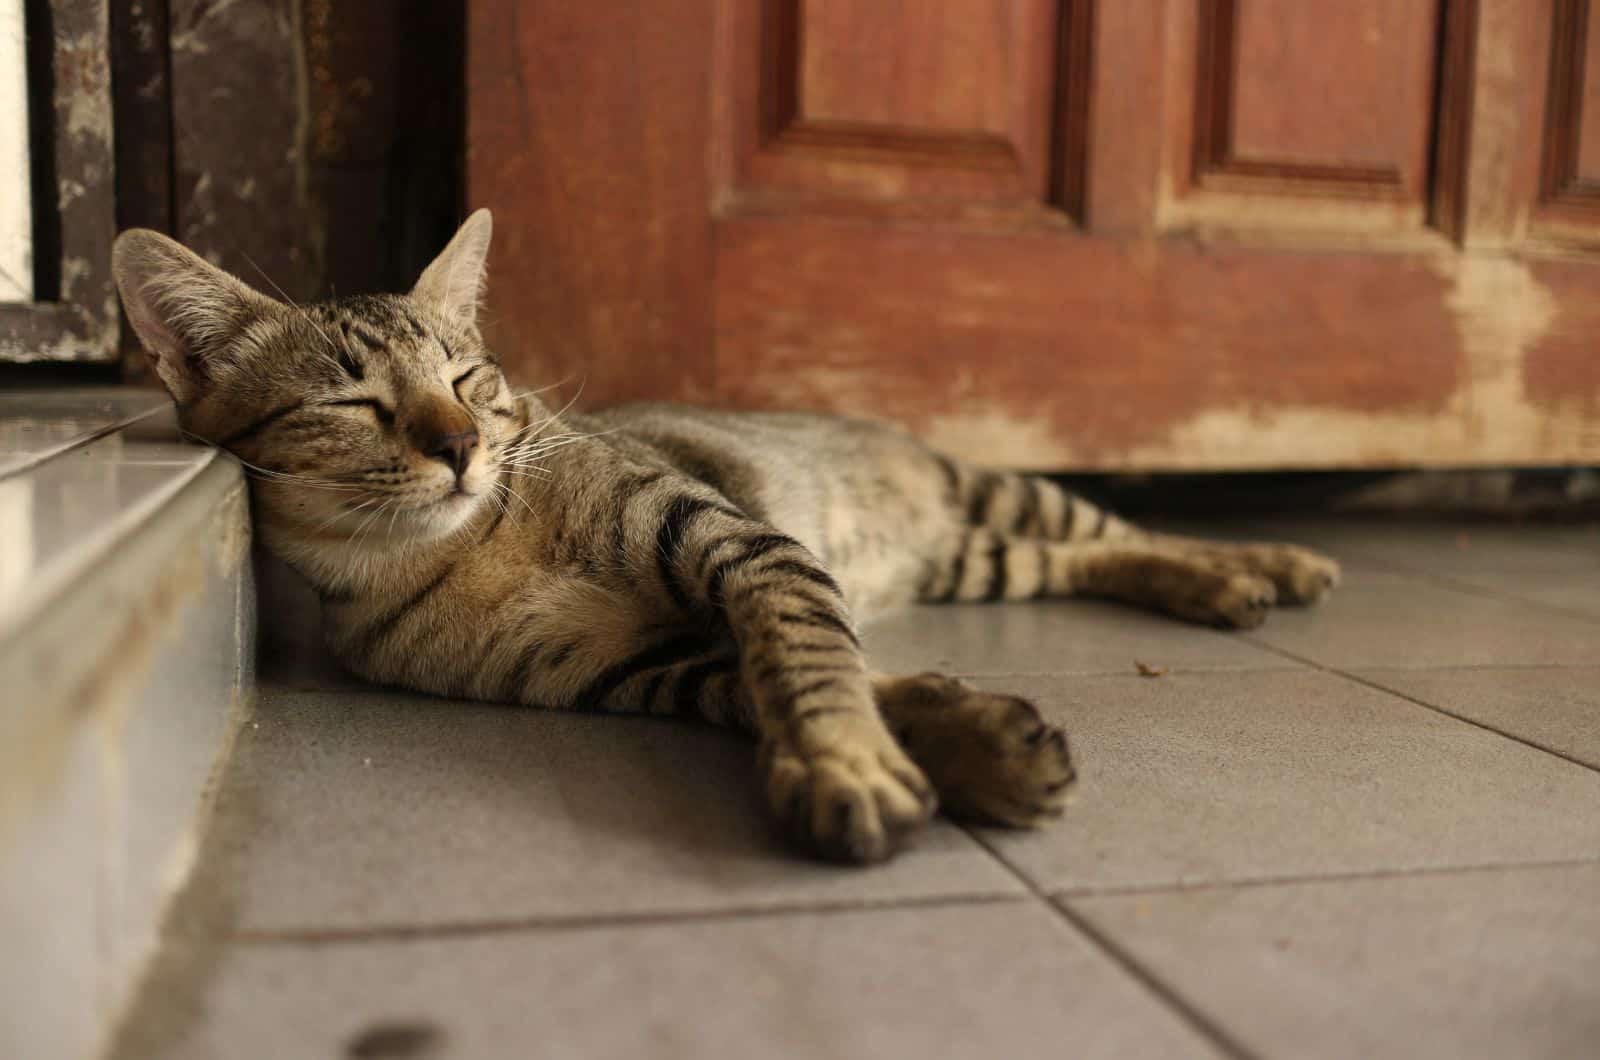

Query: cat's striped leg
[[648, 493, 937, 862], [937, 462, 1339, 611], [874, 673, 1075, 827], [919, 527, 1284, 628]]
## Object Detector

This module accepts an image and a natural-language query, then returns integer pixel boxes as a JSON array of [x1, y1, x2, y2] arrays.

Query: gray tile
[[1329, 522, 1600, 575], [972, 670, 1600, 892], [1358, 667, 1600, 770], [1311, 522, 1600, 621], [1069, 864, 1600, 1060], [1243, 569, 1600, 669], [115, 902, 1224, 1060], [862, 601, 1291, 677], [194, 687, 1023, 934]]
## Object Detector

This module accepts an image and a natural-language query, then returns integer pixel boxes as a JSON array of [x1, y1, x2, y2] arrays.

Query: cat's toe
[[1210, 573, 1277, 629], [1280, 550, 1341, 605]]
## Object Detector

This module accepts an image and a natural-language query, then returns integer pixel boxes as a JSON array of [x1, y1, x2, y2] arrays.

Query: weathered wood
[[713, 217, 1600, 469], [110, 0, 172, 382], [168, 0, 321, 302], [467, 0, 717, 403]]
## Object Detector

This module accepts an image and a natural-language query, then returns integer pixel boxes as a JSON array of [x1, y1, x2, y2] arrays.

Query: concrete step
[[0, 391, 254, 1060]]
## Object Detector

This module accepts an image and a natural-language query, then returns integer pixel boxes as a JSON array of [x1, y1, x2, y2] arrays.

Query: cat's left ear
[[411, 208, 492, 328]]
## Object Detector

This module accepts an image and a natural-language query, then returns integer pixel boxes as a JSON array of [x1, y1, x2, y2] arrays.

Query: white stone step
[[0, 391, 254, 1060]]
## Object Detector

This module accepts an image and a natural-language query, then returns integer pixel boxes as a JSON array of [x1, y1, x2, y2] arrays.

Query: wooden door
[[468, 1, 1600, 470]]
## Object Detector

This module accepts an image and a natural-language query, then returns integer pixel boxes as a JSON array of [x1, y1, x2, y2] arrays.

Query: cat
[[111, 210, 1339, 864]]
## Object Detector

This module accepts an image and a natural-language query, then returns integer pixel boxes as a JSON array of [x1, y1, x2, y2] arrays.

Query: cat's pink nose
[[424, 429, 478, 479]]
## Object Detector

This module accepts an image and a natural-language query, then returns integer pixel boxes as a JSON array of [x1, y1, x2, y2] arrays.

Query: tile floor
[[113, 520, 1600, 1060]]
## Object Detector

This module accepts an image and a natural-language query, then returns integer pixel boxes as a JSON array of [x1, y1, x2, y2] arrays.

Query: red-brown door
[[468, 1, 1600, 470]]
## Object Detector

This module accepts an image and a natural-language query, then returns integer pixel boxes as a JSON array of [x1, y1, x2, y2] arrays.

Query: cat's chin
[[407, 489, 489, 539]]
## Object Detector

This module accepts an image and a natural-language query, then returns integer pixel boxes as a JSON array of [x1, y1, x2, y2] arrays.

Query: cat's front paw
[[885, 675, 1075, 827], [761, 723, 936, 864]]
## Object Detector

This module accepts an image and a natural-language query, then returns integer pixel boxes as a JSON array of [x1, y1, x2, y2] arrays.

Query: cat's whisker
[[351, 498, 395, 551]]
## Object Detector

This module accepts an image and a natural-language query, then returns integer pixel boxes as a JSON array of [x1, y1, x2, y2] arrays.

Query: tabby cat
[[111, 211, 1339, 864]]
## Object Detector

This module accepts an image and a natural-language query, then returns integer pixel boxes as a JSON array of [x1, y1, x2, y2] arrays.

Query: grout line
[[1049, 855, 1600, 902], [223, 890, 1031, 947], [957, 826, 1261, 1060], [1051, 902, 1265, 1060], [1241, 639, 1600, 776]]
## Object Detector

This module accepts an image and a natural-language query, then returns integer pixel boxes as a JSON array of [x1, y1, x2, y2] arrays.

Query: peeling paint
[[717, 219, 1600, 469], [1, 0, 119, 364]]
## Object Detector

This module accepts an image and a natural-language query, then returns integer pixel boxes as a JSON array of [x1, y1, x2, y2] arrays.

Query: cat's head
[[112, 210, 524, 548]]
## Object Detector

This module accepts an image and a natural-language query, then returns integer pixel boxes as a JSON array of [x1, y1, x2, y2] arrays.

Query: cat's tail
[[941, 461, 1139, 543]]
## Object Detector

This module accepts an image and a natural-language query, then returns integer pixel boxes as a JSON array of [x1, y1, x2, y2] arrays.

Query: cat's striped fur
[[112, 211, 1339, 863]]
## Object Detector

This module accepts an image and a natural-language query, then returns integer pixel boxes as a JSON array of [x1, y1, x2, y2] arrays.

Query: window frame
[[0, 0, 118, 364]]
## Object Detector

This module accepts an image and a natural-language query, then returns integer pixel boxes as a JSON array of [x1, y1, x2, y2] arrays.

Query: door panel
[[1225, 0, 1437, 177], [470, 0, 1600, 469], [1538, 0, 1600, 239], [716, 0, 1081, 208], [1165, 0, 1465, 237]]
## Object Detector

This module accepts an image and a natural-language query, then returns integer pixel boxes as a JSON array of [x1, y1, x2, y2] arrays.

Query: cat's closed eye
[[324, 397, 396, 426], [451, 365, 487, 398]]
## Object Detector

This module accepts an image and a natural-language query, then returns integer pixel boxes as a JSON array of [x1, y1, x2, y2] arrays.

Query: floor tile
[[1308, 522, 1600, 621], [1357, 667, 1600, 770], [1242, 569, 1600, 669], [971, 670, 1600, 892], [1069, 864, 1600, 1060], [114, 902, 1225, 1060], [862, 601, 1291, 677], [191, 688, 1023, 934]]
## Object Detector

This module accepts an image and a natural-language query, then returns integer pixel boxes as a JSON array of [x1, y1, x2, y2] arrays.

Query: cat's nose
[[424, 429, 479, 478]]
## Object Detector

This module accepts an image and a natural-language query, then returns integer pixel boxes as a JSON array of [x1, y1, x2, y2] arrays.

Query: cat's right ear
[[111, 229, 280, 404], [411, 208, 492, 329]]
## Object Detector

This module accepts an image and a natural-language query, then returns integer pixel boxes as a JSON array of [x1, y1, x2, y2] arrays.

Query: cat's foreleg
[[656, 498, 937, 863]]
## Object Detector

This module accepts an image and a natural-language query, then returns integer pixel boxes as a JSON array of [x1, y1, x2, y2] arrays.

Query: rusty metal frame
[[0, 0, 119, 363]]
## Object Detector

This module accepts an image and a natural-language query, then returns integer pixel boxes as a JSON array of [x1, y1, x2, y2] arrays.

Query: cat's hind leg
[[931, 460, 1338, 615], [873, 673, 1074, 827], [919, 527, 1292, 629]]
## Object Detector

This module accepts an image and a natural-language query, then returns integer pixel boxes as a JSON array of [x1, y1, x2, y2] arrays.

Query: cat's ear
[[411, 208, 492, 328], [112, 229, 281, 404]]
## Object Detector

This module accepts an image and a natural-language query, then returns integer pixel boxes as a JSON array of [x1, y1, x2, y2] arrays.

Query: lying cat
[[112, 210, 1338, 864]]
